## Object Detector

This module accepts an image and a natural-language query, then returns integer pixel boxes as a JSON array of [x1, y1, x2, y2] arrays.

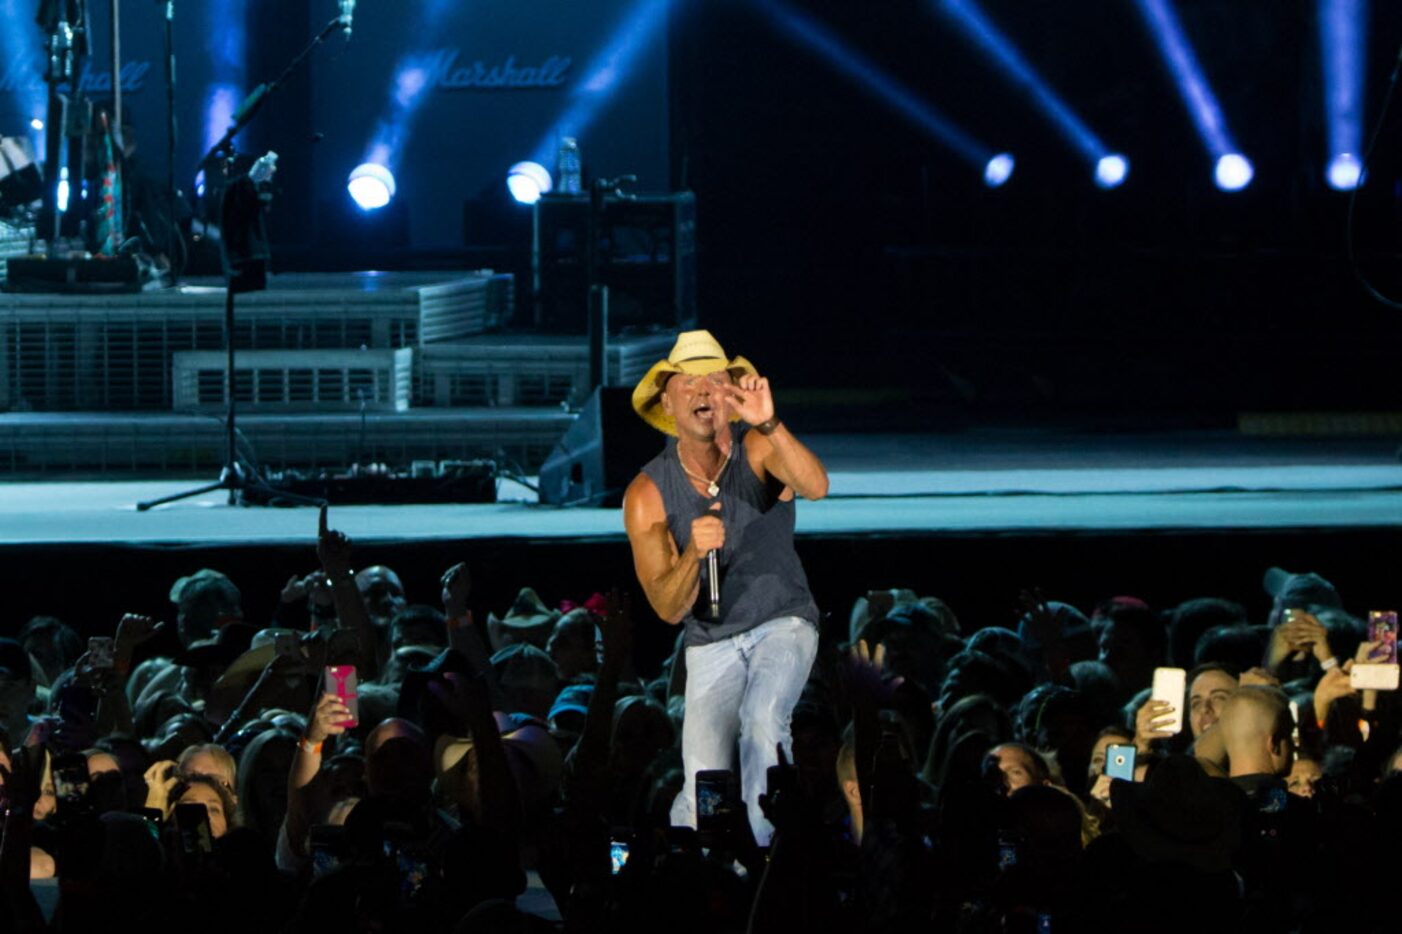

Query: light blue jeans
[[670, 615, 819, 846]]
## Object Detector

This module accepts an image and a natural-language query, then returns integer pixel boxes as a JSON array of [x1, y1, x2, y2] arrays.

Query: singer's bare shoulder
[[623, 473, 665, 537]]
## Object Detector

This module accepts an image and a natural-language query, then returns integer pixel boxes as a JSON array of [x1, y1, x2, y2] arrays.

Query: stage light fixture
[[56, 166, 69, 213], [984, 153, 1015, 187], [1214, 153, 1253, 192], [1094, 154, 1129, 189], [934, 0, 1116, 173], [1319, 0, 1366, 192], [1132, 0, 1251, 193], [1326, 152, 1362, 190], [757, 0, 994, 168], [507, 161, 553, 205], [347, 163, 396, 211]]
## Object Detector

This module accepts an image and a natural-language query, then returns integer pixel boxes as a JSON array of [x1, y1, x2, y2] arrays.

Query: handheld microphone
[[338, 0, 355, 39], [707, 549, 720, 620]]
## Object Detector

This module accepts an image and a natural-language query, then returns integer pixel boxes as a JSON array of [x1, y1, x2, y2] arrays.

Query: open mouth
[[693, 404, 714, 419]]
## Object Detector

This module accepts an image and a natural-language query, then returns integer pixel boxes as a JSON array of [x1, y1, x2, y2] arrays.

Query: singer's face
[[662, 370, 733, 440]]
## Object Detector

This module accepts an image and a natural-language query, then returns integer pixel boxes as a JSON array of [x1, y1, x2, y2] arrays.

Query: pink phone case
[[324, 665, 359, 728]]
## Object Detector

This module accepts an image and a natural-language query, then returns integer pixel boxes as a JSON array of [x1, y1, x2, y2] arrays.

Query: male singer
[[623, 330, 828, 845]]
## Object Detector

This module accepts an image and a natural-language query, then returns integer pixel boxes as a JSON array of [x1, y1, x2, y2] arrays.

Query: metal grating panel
[[172, 349, 412, 413], [418, 272, 515, 342], [0, 409, 573, 476], [0, 273, 495, 412]]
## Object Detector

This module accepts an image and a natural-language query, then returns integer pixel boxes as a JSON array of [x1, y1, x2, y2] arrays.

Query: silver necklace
[[679, 445, 729, 497]]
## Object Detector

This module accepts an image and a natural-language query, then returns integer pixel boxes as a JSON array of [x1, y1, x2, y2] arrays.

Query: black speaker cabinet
[[538, 387, 663, 506], [533, 191, 697, 334]]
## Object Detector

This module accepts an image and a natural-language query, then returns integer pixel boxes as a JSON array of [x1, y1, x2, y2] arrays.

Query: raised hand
[[843, 639, 905, 710], [1134, 698, 1177, 753], [143, 759, 180, 812], [317, 504, 353, 578], [720, 374, 775, 427], [305, 692, 352, 745], [441, 561, 472, 620], [1312, 666, 1356, 727], [280, 574, 308, 604], [115, 612, 162, 646]]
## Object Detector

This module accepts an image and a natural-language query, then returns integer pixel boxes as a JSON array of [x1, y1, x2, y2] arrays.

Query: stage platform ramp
[[0, 271, 674, 476]]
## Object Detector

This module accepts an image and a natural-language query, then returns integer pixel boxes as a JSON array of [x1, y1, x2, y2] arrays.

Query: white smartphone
[[1350, 664, 1400, 691], [1150, 667, 1187, 735]]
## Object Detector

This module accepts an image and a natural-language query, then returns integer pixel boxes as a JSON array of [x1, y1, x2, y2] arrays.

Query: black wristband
[[755, 417, 782, 436]]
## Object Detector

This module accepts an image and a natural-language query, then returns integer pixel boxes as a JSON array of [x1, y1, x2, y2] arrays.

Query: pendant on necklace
[[707, 482, 719, 497]]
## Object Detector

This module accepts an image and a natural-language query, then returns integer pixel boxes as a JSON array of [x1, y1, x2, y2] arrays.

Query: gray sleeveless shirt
[[640, 423, 819, 647]]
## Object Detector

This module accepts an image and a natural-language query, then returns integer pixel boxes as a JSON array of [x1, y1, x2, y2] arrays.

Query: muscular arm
[[746, 424, 829, 501], [624, 474, 701, 625]]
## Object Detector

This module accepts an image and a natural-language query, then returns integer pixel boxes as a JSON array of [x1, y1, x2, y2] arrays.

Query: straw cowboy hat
[[631, 330, 757, 436]]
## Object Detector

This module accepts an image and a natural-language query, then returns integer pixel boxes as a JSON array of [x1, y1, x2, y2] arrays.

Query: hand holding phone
[[1150, 668, 1187, 736], [86, 637, 115, 670], [323, 665, 359, 728], [1351, 612, 1400, 691], [695, 769, 739, 838]]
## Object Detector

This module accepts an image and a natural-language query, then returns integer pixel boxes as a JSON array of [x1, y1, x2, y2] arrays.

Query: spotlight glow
[[1095, 154, 1129, 189], [29, 119, 42, 131], [360, 1, 459, 196], [1319, 0, 1366, 191], [506, 161, 553, 205], [347, 163, 396, 210], [757, 0, 992, 166], [1214, 153, 1253, 191], [1326, 152, 1362, 190], [532, 0, 676, 167], [984, 153, 1015, 187], [56, 166, 69, 213]]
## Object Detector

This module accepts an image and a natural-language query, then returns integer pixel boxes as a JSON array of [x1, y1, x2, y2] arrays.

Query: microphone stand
[[137, 13, 348, 512], [195, 12, 348, 180]]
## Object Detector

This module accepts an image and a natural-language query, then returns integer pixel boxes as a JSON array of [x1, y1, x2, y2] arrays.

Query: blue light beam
[[934, 0, 1110, 165], [756, 0, 993, 168], [1132, 0, 1252, 191], [530, 0, 675, 168], [363, 0, 459, 171], [1319, 0, 1367, 190], [203, 3, 248, 156]]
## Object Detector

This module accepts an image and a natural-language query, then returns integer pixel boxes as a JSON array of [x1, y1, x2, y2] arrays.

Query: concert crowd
[[0, 516, 1398, 933]]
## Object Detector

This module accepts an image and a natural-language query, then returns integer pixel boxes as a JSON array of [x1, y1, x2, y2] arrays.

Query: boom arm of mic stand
[[196, 15, 349, 172]]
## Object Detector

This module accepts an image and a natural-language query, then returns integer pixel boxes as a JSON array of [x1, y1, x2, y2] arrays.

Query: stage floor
[[3, 428, 1400, 546]]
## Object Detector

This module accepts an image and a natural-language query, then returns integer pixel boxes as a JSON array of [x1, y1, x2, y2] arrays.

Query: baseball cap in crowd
[[1263, 567, 1341, 612]]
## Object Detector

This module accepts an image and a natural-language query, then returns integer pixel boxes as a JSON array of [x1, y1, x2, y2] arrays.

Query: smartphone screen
[[324, 665, 359, 728], [610, 840, 630, 875], [87, 637, 115, 670], [1105, 744, 1137, 781], [1368, 611, 1399, 664], [173, 802, 214, 856], [695, 769, 738, 833], [52, 753, 90, 809], [1150, 667, 1187, 735]]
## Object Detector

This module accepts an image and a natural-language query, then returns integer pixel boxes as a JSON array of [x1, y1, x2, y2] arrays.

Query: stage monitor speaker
[[539, 386, 660, 506], [534, 191, 697, 334]]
